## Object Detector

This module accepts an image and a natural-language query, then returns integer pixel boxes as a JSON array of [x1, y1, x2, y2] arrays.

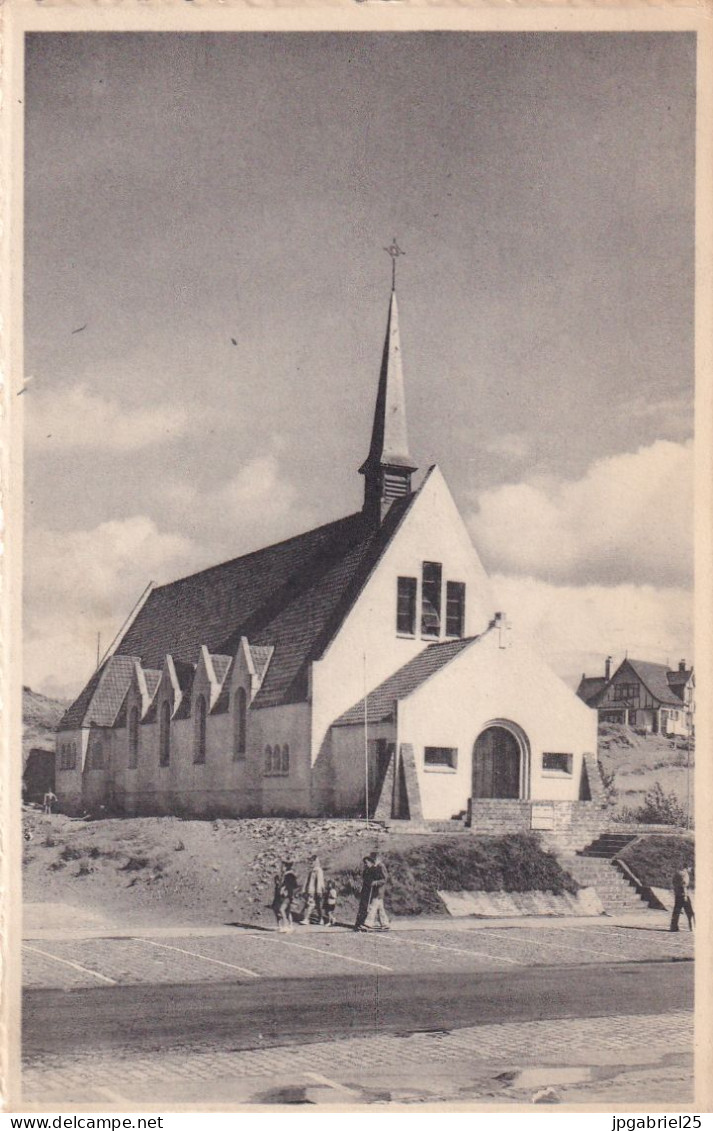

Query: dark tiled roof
[[210, 655, 232, 685], [576, 676, 606, 704], [667, 669, 692, 695], [64, 494, 418, 725], [250, 645, 273, 683], [58, 655, 139, 730], [334, 636, 477, 726], [114, 500, 416, 710], [143, 670, 162, 700], [624, 660, 684, 707]]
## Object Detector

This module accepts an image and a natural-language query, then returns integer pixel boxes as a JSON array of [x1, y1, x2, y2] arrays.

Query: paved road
[[24, 959, 693, 1060]]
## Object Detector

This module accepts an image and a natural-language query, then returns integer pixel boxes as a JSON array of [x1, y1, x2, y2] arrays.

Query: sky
[[23, 32, 695, 699]]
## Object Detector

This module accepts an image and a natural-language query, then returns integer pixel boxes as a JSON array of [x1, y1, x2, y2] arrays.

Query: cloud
[[492, 573, 693, 690], [25, 384, 190, 450], [627, 394, 693, 440], [24, 449, 317, 698], [482, 431, 531, 462], [468, 439, 692, 587], [153, 449, 317, 563], [24, 516, 195, 698]]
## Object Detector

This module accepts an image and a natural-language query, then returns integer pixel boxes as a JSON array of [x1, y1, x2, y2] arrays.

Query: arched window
[[128, 706, 140, 768], [194, 695, 207, 764], [264, 745, 272, 775], [281, 744, 290, 775], [90, 741, 104, 770], [159, 700, 171, 767], [233, 687, 247, 761]]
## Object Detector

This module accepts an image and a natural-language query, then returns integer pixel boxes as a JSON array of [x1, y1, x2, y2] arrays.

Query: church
[[55, 282, 599, 832]]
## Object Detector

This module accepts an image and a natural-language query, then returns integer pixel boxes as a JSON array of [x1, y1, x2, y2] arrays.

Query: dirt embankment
[[597, 724, 693, 816], [22, 809, 577, 927], [22, 686, 69, 765]]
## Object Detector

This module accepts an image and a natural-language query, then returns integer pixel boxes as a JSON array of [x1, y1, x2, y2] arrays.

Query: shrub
[[619, 835, 694, 889], [620, 782, 687, 826], [60, 845, 83, 861], [76, 861, 94, 877], [333, 834, 578, 917]]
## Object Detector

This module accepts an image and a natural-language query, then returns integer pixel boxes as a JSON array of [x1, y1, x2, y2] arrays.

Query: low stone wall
[[438, 887, 605, 918], [467, 798, 610, 851]]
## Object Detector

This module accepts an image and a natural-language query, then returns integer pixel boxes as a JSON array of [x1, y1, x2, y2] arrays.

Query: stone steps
[[580, 832, 639, 858], [559, 854, 651, 914]]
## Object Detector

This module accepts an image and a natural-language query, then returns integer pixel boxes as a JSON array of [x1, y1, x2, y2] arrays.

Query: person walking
[[354, 855, 375, 931], [298, 855, 325, 925], [273, 860, 299, 933], [323, 880, 338, 926], [670, 866, 694, 932], [361, 852, 390, 931], [42, 791, 57, 816]]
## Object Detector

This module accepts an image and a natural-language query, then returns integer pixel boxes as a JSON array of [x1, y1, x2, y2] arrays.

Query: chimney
[[679, 659, 686, 673], [605, 656, 612, 681]]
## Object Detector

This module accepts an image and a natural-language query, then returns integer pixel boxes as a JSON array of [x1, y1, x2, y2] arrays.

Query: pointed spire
[[360, 288, 418, 523]]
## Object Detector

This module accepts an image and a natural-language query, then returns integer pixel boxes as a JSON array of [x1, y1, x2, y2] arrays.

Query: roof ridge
[[151, 510, 365, 594]]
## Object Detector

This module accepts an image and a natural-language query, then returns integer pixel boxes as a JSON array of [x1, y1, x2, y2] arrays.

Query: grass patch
[[619, 835, 694, 889], [333, 834, 578, 917]]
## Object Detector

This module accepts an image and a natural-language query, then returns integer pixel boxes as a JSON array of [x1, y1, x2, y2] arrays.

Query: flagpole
[[363, 652, 369, 827]]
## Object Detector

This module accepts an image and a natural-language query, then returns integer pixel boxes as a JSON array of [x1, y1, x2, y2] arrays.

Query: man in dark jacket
[[670, 867, 694, 932], [359, 853, 390, 932]]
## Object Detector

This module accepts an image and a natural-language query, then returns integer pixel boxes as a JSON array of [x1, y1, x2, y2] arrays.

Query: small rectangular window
[[424, 746, 458, 770], [446, 581, 465, 637], [421, 562, 442, 637], [542, 752, 573, 775], [397, 577, 417, 635]]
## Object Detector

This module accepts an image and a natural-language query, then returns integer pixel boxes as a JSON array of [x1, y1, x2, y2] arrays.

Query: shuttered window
[[446, 581, 465, 638], [421, 562, 442, 637], [396, 577, 417, 635]]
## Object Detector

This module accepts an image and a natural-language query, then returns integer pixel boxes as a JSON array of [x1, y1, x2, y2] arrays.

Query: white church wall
[[55, 727, 89, 813], [325, 720, 396, 815], [398, 633, 597, 820], [249, 703, 312, 815], [111, 699, 310, 816], [310, 467, 495, 764]]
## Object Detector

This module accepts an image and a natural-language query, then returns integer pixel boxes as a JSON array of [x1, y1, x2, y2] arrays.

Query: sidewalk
[[22, 1009, 693, 1108], [24, 902, 676, 941]]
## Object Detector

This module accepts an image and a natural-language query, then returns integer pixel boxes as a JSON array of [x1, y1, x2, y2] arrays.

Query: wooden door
[[472, 727, 520, 799]]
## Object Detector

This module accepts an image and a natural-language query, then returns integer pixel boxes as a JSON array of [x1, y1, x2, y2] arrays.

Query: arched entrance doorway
[[472, 724, 527, 799]]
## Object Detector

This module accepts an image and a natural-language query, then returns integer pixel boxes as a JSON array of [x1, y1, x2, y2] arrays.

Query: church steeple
[[359, 283, 418, 523]]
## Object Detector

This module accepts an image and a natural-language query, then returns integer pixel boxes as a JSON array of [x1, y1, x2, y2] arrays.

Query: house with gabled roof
[[56, 285, 598, 829], [578, 656, 694, 738]]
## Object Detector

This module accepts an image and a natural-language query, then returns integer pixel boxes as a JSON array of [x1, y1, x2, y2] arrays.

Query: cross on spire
[[384, 238, 405, 291]]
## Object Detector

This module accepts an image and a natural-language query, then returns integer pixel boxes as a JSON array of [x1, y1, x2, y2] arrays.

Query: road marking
[[22, 943, 117, 985], [375, 933, 522, 966], [139, 938, 261, 978], [304, 1071, 360, 1096], [484, 928, 629, 963], [245, 932, 393, 971]]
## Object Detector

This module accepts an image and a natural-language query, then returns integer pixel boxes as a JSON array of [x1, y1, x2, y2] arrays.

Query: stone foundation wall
[[467, 798, 610, 850]]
